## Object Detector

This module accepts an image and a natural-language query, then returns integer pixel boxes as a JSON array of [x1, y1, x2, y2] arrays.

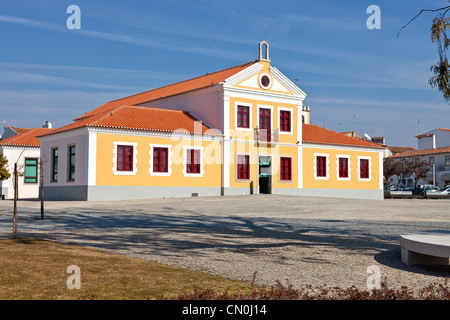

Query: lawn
[[0, 238, 255, 300]]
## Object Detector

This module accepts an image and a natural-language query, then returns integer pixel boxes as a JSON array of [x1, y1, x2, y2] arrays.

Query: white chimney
[[42, 121, 52, 129]]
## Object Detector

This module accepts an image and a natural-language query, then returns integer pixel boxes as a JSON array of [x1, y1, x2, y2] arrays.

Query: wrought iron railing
[[254, 128, 279, 143]]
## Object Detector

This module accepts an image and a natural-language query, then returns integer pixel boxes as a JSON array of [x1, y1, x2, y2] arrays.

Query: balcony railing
[[254, 128, 279, 143]]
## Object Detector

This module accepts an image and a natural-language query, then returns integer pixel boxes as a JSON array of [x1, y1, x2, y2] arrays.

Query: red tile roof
[[0, 127, 56, 147], [39, 105, 220, 137], [390, 146, 450, 158], [75, 60, 258, 121], [438, 128, 450, 132], [388, 146, 416, 154], [5, 126, 33, 135], [302, 124, 385, 149]]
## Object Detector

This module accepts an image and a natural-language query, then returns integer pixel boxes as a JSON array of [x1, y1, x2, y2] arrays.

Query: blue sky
[[0, 0, 449, 147]]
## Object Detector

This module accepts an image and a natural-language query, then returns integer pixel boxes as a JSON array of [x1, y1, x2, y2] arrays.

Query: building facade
[[38, 42, 385, 201], [0, 126, 54, 199]]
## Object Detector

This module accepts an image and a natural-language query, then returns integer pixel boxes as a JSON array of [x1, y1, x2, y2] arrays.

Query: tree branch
[[397, 5, 450, 37]]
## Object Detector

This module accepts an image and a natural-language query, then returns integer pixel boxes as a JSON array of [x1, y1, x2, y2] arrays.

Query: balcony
[[254, 128, 279, 143]]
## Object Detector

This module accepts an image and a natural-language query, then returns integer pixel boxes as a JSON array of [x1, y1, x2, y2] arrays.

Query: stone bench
[[400, 231, 450, 266]]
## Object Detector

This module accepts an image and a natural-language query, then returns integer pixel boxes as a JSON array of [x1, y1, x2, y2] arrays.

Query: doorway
[[259, 156, 272, 194]]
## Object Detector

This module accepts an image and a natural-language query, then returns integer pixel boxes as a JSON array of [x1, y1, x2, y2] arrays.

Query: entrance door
[[259, 108, 271, 142], [259, 156, 272, 194]]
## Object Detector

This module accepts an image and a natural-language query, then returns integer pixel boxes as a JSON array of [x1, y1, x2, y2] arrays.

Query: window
[[237, 155, 250, 180], [51, 148, 58, 182], [279, 110, 291, 132], [316, 156, 327, 178], [261, 75, 270, 87], [68, 145, 76, 181], [24, 158, 38, 184], [280, 157, 292, 181], [186, 149, 201, 174], [237, 105, 250, 129], [446, 156, 450, 167], [429, 157, 435, 165], [117, 145, 133, 172], [360, 159, 369, 179], [338, 157, 349, 178], [153, 147, 168, 173]]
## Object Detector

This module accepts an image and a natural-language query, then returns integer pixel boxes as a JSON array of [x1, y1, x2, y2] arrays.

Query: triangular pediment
[[223, 61, 306, 98]]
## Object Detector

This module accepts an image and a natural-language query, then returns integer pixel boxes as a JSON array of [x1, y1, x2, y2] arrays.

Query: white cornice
[[223, 86, 305, 105], [86, 127, 221, 141], [269, 66, 307, 98], [222, 62, 262, 87]]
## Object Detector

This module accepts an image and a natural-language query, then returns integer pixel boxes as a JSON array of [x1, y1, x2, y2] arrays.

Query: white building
[[416, 128, 450, 150], [0, 125, 54, 199], [388, 128, 450, 188]]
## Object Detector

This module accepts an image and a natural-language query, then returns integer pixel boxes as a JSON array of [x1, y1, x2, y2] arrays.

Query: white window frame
[[357, 156, 372, 181], [235, 102, 253, 131], [314, 153, 329, 180], [278, 107, 293, 135], [149, 144, 172, 176], [336, 155, 351, 181], [113, 142, 138, 176], [183, 146, 204, 177]]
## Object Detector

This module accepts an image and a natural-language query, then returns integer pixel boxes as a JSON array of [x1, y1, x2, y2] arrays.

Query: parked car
[[434, 186, 450, 195], [412, 185, 440, 195]]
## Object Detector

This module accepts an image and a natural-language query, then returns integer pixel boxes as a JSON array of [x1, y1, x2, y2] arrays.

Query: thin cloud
[[0, 14, 248, 60]]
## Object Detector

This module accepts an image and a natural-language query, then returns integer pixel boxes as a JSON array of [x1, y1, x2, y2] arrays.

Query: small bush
[[174, 272, 450, 300]]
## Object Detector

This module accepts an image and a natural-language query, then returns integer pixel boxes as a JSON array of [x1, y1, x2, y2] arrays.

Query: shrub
[[173, 272, 450, 300]]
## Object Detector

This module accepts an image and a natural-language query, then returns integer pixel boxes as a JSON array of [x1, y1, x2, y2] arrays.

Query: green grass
[[0, 238, 255, 300]]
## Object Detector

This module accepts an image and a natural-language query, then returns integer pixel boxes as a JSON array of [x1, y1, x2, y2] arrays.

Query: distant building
[[416, 128, 450, 150], [342, 131, 364, 140], [387, 128, 450, 188]]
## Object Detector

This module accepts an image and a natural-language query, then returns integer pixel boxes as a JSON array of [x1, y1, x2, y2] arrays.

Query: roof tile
[[75, 60, 257, 121], [302, 124, 384, 149], [0, 127, 56, 147]]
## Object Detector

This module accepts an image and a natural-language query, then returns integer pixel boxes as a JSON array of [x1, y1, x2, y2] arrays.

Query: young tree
[[383, 158, 401, 189], [0, 152, 11, 181], [410, 160, 432, 188], [394, 158, 414, 190]]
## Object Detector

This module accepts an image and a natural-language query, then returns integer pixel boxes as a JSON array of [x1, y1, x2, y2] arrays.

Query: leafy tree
[[0, 152, 11, 181], [398, 3, 450, 102]]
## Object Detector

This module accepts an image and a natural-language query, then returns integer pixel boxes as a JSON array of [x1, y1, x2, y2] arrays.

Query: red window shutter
[[339, 158, 348, 178], [187, 149, 201, 174], [317, 156, 326, 177], [280, 157, 291, 181], [280, 111, 291, 132], [117, 145, 133, 172], [237, 155, 249, 180], [360, 159, 369, 179], [237, 105, 250, 128], [154, 147, 168, 173]]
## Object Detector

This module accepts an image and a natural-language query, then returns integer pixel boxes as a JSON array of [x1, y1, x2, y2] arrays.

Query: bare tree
[[383, 158, 401, 189], [410, 160, 432, 188]]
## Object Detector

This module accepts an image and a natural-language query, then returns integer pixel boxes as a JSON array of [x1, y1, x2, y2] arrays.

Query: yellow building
[[38, 42, 385, 201]]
